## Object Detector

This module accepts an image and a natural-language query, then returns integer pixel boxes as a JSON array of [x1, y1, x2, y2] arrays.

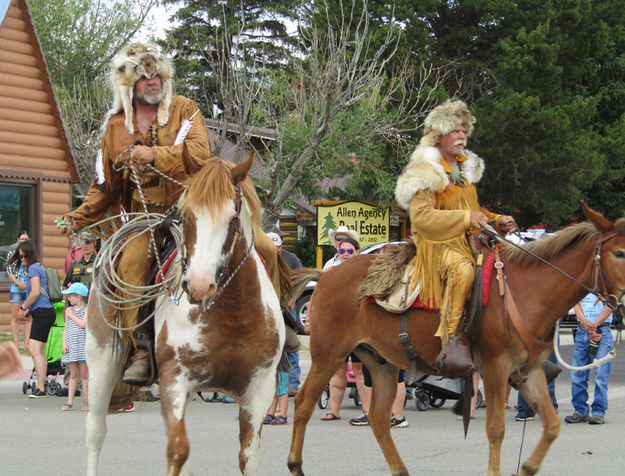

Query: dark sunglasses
[[339, 248, 355, 255]]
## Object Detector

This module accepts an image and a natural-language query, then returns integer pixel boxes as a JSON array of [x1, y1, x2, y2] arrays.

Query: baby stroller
[[23, 301, 67, 396], [410, 374, 483, 411], [318, 357, 360, 409]]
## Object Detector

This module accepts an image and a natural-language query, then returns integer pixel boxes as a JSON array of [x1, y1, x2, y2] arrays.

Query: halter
[[181, 184, 255, 311]]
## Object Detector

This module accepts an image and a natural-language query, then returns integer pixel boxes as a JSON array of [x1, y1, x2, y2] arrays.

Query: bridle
[[180, 184, 255, 311], [483, 224, 625, 311], [590, 232, 625, 311]]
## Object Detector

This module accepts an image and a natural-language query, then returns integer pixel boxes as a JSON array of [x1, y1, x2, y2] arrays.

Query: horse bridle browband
[[181, 184, 255, 311]]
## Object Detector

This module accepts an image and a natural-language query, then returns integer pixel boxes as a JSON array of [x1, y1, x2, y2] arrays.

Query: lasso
[[553, 319, 620, 371], [90, 212, 185, 332]]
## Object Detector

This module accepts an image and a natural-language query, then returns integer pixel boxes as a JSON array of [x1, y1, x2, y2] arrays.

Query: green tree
[[30, 0, 157, 194]]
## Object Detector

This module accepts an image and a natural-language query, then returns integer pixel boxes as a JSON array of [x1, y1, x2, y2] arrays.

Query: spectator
[[6, 231, 31, 351], [63, 229, 97, 290], [319, 238, 372, 424], [60, 282, 89, 411], [362, 366, 409, 428], [63, 231, 83, 275], [323, 225, 359, 270], [564, 294, 614, 425], [15, 240, 56, 398], [267, 228, 303, 397], [264, 369, 290, 425]]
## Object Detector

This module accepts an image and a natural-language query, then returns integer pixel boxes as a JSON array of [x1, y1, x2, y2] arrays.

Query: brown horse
[[85, 154, 285, 475], [288, 203, 625, 476]]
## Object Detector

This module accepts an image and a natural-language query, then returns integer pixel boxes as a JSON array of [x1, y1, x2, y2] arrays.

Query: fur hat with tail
[[420, 100, 475, 147], [102, 43, 174, 135]]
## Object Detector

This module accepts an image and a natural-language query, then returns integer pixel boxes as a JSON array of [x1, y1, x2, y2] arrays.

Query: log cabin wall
[[0, 0, 78, 332]]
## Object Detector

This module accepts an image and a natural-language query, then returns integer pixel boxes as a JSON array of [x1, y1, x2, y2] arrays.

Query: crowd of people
[[1, 44, 617, 436]]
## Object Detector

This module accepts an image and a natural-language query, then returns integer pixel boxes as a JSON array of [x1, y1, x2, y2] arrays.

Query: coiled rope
[[553, 320, 620, 371], [91, 212, 185, 332]]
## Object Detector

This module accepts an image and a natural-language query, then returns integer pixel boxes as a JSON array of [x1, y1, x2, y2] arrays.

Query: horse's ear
[[581, 201, 614, 234], [231, 150, 255, 185]]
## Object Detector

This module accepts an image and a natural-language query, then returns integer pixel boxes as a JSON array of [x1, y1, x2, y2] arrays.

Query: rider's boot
[[435, 334, 474, 379], [122, 348, 150, 385]]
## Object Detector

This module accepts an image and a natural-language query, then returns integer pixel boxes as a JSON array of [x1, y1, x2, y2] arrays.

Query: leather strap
[[398, 312, 439, 381], [503, 279, 551, 369], [494, 245, 505, 296]]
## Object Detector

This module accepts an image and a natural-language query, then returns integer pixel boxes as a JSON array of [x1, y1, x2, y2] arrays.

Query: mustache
[[454, 140, 466, 147]]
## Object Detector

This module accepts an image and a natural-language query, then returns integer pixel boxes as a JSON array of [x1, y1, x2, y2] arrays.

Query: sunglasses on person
[[339, 248, 355, 255]]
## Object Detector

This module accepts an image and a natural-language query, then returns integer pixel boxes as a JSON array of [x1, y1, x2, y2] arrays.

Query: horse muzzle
[[181, 278, 217, 309]]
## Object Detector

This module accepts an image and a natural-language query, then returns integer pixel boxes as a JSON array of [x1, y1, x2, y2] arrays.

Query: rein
[[482, 224, 623, 375], [181, 185, 255, 312]]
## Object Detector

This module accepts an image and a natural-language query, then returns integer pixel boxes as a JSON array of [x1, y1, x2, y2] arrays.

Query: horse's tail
[[291, 267, 323, 301], [277, 253, 293, 309]]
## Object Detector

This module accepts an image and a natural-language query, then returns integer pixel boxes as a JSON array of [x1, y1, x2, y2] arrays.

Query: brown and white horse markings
[[85, 154, 284, 476]]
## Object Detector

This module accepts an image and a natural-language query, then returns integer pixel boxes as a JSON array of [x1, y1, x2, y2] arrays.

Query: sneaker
[[222, 395, 235, 404], [120, 402, 135, 412], [29, 388, 47, 399], [514, 412, 535, 421], [391, 415, 408, 428], [349, 413, 369, 426], [564, 413, 588, 424], [588, 415, 605, 425]]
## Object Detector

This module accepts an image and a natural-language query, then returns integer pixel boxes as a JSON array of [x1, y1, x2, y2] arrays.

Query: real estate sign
[[316, 201, 389, 246]]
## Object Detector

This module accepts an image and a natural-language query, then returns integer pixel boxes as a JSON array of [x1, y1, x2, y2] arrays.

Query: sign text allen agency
[[317, 201, 389, 246]]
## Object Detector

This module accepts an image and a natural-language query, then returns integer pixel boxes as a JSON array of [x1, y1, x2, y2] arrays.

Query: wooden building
[[0, 0, 79, 332]]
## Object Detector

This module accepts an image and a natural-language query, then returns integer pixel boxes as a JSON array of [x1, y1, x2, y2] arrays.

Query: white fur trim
[[394, 146, 485, 209]]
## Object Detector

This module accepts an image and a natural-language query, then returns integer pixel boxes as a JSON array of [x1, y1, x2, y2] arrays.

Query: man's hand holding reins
[[470, 211, 489, 230], [130, 145, 155, 165], [498, 215, 516, 234]]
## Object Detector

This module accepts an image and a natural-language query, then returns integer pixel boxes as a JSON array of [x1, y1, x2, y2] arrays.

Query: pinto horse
[[288, 203, 625, 476], [85, 154, 285, 475]]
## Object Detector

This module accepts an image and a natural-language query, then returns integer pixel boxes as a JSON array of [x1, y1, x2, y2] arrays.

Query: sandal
[[61, 403, 74, 411], [320, 413, 341, 421], [263, 414, 275, 425], [272, 415, 288, 425]]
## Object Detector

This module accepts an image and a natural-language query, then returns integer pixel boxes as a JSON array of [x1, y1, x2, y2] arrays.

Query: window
[[0, 183, 34, 278]]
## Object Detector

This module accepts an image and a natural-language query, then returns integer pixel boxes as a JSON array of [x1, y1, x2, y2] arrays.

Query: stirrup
[[435, 336, 474, 379]]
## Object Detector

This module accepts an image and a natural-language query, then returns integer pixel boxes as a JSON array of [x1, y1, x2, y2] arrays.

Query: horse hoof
[[287, 460, 304, 476]]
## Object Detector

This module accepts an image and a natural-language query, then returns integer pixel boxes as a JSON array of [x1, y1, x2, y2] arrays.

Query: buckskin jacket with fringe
[[394, 145, 501, 309], [66, 96, 211, 232]]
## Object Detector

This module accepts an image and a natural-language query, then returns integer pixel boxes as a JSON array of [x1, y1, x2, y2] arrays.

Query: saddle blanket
[[364, 251, 495, 311]]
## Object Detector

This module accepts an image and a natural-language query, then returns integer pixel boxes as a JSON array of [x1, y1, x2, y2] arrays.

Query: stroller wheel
[[47, 381, 61, 395], [318, 386, 329, 410], [475, 389, 483, 409], [415, 391, 430, 411], [430, 396, 446, 408], [22, 382, 28, 395]]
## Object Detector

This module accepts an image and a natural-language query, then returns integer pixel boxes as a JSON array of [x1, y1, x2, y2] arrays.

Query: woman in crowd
[[6, 231, 31, 351], [16, 240, 56, 398]]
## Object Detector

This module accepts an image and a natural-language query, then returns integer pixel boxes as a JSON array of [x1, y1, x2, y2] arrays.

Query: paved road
[[1, 333, 624, 475]]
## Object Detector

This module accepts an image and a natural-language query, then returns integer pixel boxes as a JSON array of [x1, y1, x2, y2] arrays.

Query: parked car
[[294, 241, 407, 329]]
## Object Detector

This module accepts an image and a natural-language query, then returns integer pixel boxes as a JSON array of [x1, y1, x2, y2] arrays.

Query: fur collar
[[394, 146, 485, 209]]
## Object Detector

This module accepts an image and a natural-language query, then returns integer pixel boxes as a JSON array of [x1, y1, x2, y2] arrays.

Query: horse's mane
[[499, 222, 598, 266], [182, 158, 262, 229]]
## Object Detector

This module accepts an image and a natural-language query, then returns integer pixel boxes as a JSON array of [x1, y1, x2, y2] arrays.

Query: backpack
[[41, 268, 63, 303]]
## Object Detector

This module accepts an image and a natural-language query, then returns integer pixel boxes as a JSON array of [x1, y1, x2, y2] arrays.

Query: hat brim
[[328, 229, 359, 248]]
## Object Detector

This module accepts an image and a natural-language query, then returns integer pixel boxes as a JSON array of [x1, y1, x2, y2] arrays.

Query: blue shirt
[[25, 262, 53, 310], [578, 293, 612, 325]]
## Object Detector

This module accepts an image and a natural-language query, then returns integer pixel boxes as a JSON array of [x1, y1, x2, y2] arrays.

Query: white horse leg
[[238, 364, 278, 475], [159, 367, 192, 476], [85, 338, 119, 476]]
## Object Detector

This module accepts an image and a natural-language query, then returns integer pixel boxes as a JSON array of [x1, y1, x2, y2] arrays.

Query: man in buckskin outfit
[[395, 100, 515, 377], [56, 44, 282, 384]]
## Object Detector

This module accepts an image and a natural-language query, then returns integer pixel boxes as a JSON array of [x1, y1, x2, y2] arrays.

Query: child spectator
[[60, 282, 89, 411]]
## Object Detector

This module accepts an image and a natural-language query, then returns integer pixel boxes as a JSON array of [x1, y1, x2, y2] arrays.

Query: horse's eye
[[613, 250, 625, 259]]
